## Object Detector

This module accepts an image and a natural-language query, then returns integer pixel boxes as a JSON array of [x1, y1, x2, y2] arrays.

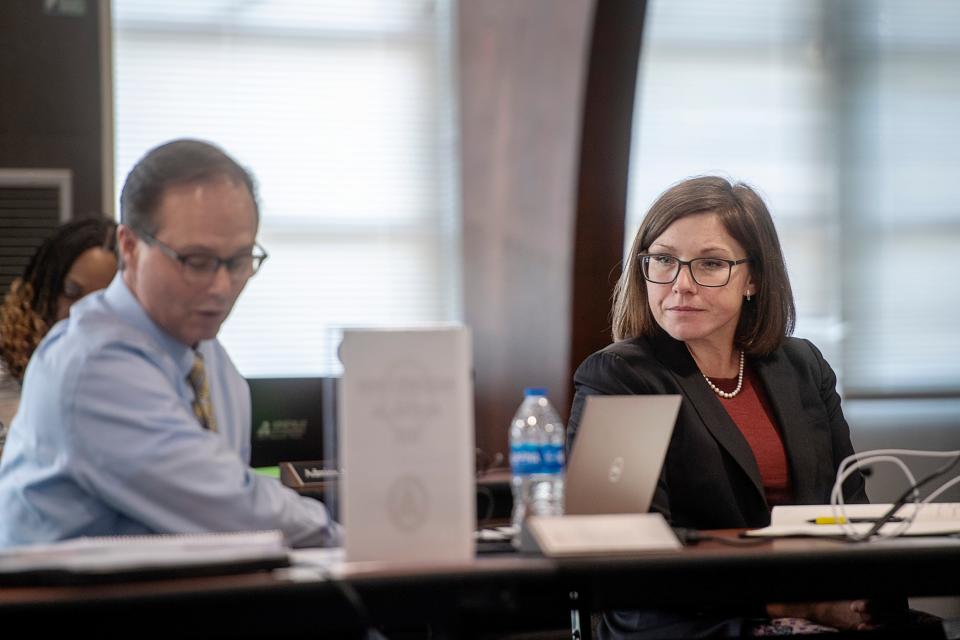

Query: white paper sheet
[[744, 503, 960, 538], [339, 327, 475, 563]]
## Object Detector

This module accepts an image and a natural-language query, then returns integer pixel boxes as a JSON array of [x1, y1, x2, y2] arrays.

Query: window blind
[[838, 1, 960, 395], [112, 0, 460, 376], [628, 0, 960, 395]]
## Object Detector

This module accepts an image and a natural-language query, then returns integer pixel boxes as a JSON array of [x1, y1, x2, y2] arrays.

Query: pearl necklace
[[700, 350, 745, 399]]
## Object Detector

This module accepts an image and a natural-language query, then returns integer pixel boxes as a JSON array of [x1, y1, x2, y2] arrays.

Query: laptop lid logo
[[608, 456, 625, 483]]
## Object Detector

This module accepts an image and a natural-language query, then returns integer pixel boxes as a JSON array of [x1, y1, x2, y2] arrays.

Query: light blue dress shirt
[[0, 275, 341, 548]]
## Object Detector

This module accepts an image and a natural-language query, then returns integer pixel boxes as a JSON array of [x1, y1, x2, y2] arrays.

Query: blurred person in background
[[0, 217, 118, 452]]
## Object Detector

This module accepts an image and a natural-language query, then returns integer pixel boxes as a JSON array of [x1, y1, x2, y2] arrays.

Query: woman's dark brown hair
[[0, 217, 117, 381], [612, 176, 795, 356]]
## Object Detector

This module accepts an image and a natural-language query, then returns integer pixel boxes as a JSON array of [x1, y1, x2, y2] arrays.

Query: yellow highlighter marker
[[807, 516, 903, 525], [810, 516, 848, 525]]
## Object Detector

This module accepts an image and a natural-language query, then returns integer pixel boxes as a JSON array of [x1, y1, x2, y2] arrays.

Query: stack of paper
[[0, 530, 290, 584], [744, 503, 960, 538]]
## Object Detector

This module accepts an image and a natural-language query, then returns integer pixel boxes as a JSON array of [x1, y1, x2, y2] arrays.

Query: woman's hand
[[766, 600, 875, 631]]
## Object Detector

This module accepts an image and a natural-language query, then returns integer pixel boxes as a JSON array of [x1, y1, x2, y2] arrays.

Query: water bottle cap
[[523, 387, 548, 397]]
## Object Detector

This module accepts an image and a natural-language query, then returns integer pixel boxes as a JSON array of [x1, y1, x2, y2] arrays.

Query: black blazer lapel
[[752, 349, 821, 503], [650, 335, 766, 504]]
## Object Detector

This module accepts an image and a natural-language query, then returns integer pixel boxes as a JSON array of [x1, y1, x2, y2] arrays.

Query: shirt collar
[[103, 273, 196, 377]]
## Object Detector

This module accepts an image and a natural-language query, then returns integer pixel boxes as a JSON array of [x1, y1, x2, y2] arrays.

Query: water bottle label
[[541, 443, 565, 474], [510, 442, 542, 475]]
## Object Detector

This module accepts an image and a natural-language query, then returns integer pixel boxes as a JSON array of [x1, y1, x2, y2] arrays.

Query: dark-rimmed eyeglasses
[[139, 232, 268, 285], [639, 253, 750, 287]]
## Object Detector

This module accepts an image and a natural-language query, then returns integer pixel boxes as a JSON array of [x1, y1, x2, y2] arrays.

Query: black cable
[[321, 568, 390, 640], [863, 451, 960, 538], [679, 528, 856, 545], [474, 447, 493, 475], [475, 484, 496, 523], [673, 527, 770, 546]]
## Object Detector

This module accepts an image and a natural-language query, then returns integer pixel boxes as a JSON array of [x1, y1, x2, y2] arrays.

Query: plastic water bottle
[[509, 388, 565, 534]]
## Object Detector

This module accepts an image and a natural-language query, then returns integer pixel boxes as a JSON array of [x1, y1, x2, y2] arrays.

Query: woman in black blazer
[[571, 333, 866, 531], [569, 177, 875, 638]]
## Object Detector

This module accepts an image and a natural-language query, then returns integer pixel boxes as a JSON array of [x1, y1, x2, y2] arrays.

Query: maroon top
[[707, 363, 794, 507]]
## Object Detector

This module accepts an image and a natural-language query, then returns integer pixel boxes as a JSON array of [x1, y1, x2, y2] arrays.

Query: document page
[[745, 503, 960, 538], [339, 327, 475, 564]]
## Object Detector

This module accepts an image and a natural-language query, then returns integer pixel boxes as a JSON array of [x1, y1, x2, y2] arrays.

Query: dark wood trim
[[569, 0, 647, 396], [0, 1, 105, 219]]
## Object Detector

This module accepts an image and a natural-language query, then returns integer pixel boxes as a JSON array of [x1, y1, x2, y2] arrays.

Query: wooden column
[[568, 0, 647, 396], [460, 0, 595, 460]]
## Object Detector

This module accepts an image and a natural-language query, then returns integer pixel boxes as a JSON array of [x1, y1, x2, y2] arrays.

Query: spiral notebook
[[0, 530, 290, 585]]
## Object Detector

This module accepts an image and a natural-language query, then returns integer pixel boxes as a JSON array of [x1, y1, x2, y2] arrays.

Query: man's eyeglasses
[[139, 232, 268, 285], [639, 253, 750, 287]]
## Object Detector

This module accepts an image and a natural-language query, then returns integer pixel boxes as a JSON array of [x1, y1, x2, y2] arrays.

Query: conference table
[[1, 531, 959, 638]]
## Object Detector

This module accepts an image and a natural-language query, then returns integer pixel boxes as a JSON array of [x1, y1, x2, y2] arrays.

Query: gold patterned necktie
[[187, 351, 218, 432]]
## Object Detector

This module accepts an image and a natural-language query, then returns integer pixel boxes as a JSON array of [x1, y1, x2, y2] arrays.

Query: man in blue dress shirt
[[0, 139, 340, 548]]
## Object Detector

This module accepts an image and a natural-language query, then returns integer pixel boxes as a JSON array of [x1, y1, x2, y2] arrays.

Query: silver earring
[[746, 292, 752, 302]]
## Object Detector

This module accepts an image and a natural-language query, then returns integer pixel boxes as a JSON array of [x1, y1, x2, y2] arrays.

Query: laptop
[[564, 395, 681, 515], [247, 377, 338, 469]]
